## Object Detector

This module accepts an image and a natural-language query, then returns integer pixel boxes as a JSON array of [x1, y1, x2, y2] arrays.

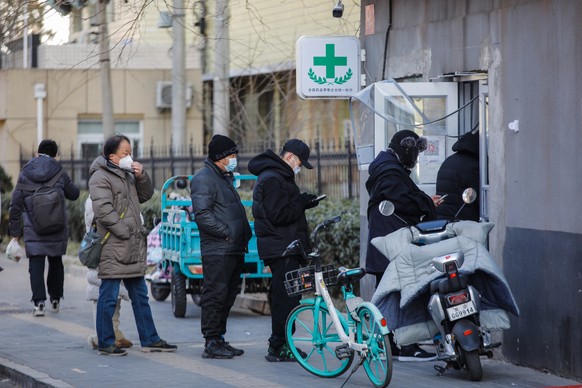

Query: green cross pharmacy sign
[[296, 36, 360, 99]]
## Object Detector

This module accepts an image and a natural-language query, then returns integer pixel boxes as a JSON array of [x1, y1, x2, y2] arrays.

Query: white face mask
[[119, 155, 134, 171], [225, 157, 237, 172], [292, 155, 302, 175]]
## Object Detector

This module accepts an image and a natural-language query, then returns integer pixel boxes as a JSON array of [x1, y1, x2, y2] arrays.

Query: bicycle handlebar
[[281, 216, 342, 270], [312, 216, 341, 251]]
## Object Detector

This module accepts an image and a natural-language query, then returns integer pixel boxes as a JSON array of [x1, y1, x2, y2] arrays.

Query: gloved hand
[[298, 192, 318, 209], [306, 197, 320, 209]]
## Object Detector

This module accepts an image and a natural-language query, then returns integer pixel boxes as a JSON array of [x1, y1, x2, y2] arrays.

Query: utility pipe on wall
[[34, 83, 46, 145], [213, 0, 229, 136], [172, 0, 186, 152], [23, 2, 28, 69], [99, 0, 114, 139]]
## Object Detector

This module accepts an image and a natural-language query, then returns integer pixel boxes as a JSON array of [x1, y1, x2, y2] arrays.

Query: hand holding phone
[[314, 194, 326, 202], [437, 194, 448, 205], [310, 194, 327, 203]]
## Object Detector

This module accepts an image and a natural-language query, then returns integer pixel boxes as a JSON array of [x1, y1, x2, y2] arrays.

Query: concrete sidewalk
[[0, 251, 580, 388]]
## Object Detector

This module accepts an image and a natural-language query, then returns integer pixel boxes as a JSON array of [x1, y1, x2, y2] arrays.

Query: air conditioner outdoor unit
[[156, 81, 193, 110]]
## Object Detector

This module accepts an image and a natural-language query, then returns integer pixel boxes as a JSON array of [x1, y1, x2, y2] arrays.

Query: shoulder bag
[[78, 208, 126, 269]]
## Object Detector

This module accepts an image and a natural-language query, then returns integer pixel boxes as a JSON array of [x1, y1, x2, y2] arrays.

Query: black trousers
[[200, 254, 244, 341], [267, 257, 301, 350], [28, 255, 64, 304]]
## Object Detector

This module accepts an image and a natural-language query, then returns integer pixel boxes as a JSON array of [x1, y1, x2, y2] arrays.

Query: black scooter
[[379, 188, 500, 381]]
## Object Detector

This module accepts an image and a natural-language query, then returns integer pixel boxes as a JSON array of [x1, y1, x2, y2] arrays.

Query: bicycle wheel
[[286, 304, 353, 378], [356, 306, 393, 387]]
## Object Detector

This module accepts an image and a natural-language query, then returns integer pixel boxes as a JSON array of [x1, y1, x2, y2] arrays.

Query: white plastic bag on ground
[[6, 238, 25, 263]]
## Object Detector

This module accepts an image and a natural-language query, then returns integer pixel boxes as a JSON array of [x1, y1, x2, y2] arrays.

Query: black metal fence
[[21, 139, 359, 200]]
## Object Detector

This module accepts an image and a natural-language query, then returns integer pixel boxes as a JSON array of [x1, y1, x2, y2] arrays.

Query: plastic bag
[[6, 238, 25, 263]]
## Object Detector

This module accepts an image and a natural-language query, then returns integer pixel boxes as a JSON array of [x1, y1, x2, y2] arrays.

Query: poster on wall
[[418, 136, 445, 184]]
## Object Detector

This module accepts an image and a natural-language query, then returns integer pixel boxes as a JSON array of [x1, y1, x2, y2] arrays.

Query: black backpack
[[16, 170, 66, 235]]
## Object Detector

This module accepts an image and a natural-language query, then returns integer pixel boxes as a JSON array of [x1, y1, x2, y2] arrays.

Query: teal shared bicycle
[[283, 216, 393, 387]]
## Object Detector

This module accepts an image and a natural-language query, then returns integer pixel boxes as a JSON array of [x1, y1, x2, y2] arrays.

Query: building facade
[[0, 1, 203, 181], [203, 0, 361, 148], [358, 0, 582, 379]]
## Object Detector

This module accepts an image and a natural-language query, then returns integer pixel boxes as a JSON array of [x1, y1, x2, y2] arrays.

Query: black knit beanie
[[208, 135, 239, 161]]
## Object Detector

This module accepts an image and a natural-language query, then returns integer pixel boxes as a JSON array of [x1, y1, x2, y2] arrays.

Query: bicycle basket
[[284, 265, 337, 297]]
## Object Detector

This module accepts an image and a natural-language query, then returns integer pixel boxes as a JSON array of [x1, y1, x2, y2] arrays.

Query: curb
[[0, 356, 73, 388]]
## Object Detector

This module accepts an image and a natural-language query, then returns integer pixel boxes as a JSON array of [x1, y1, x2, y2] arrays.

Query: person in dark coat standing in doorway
[[365, 130, 440, 362], [190, 134, 252, 359], [248, 139, 320, 362], [9, 139, 80, 316], [436, 130, 480, 221]]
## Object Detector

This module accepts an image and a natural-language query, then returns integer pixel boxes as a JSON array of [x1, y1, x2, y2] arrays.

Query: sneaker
[[202, 339, 234, 359], [50, 299, 60, 313], [265, 344, 298, 362], [391, 345, 400, 358], [32, 302, 45, 317], [115, 338, 134, 349], [98, 346, 128, 356], [87, 335, 98, 350], [222, 340, 244, 356], [398, 344, 437, 362], [141, 339, 177, 353]]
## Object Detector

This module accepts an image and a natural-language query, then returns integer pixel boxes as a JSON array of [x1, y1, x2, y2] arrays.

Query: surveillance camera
[[332, 1, 344, 18]]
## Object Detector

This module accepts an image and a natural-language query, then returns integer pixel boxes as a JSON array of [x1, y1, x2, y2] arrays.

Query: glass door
[[372, 81, 458, 195]]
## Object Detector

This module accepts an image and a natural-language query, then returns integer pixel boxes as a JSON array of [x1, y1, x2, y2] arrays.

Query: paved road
[[0, 252, 580, 388]]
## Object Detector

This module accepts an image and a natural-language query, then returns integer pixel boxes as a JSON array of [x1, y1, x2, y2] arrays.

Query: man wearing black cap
[[365, 129, 441, 361], [190, 134, 252, 359], [248, 139, 320, 362]]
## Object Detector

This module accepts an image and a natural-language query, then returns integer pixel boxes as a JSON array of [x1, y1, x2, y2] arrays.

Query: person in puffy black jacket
[[190, 135, 252, 360], [248, 139, 319, 362], [9, 139, 79, 316], [365, 130, 440, 361], [436, 130, 480, 221]]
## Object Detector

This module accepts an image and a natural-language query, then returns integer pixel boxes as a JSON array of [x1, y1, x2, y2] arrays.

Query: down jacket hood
[[452, 131, 479, 157], [21, 156, 63, 184], [248, 149, 294, 179]]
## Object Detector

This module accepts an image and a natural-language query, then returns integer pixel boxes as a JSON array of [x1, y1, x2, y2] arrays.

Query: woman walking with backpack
[[9, 139, 80, 316]]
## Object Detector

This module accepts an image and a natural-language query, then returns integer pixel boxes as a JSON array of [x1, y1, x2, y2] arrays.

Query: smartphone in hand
[[310, 194, 327, 204]]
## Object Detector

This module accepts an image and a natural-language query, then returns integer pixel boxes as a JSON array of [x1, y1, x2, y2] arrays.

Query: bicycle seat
[[336, 267, 366, 285]]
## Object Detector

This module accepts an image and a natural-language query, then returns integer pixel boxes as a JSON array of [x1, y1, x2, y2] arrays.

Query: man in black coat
[[190, 135, 252, 359], [436, 130, 480, 221], [365, 130, 439, 361], [248, 139, 319, 362], [9, 139, 79, 316]]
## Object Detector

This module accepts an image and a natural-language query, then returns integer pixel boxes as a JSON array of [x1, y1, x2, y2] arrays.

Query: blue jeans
[[96, 277, 161, 349]]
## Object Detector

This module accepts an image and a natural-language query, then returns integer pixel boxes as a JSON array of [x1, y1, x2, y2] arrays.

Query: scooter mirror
[[462, 188, 477, 204], [378, 200, 395, 216]]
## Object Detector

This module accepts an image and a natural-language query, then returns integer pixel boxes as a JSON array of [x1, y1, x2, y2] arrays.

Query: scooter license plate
[[446, 301, 477, 321]]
